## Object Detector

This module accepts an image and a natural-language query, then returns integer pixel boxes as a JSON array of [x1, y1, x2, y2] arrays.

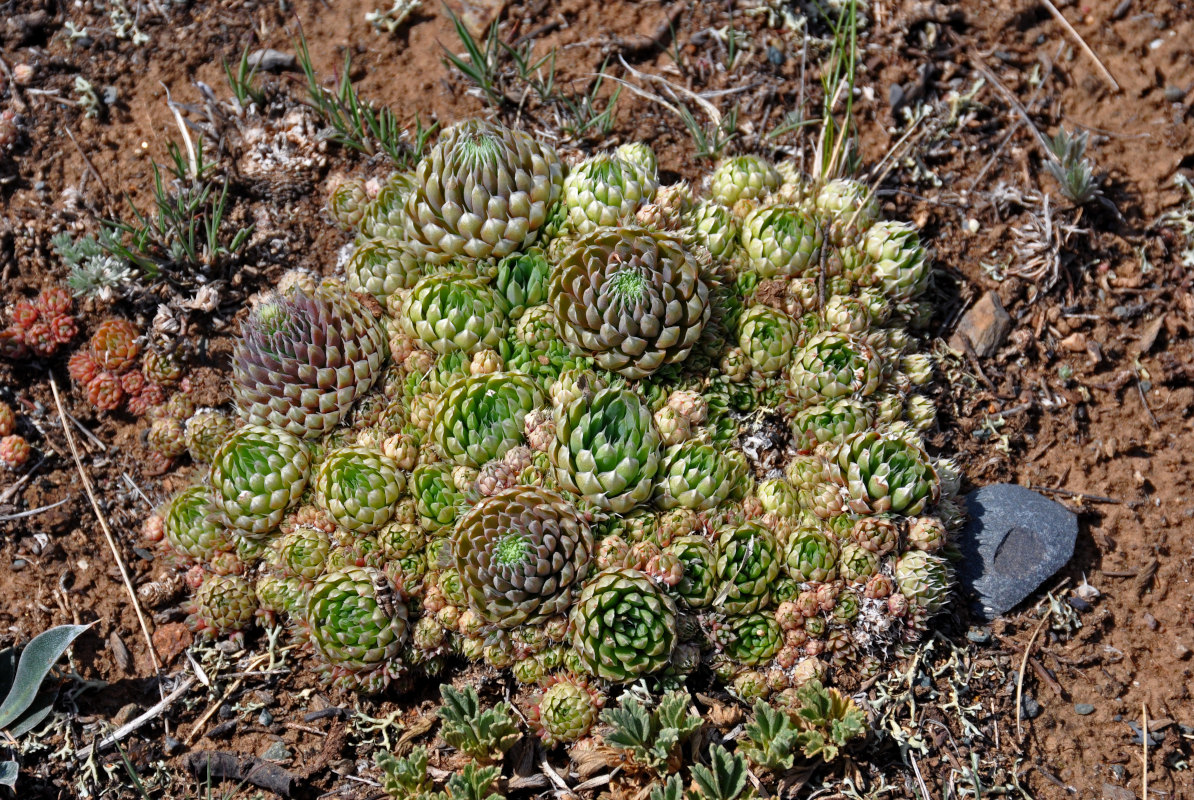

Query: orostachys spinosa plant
[[151, 117, 962, 755]]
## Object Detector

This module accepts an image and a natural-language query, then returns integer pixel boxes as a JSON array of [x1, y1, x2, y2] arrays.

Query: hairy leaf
[[0, 624, 91, 731]]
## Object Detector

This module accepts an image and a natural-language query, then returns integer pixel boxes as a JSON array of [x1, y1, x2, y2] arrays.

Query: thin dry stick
[[1039, 0, 1120, 92], [0, 497, 71, 522], [0, 456, 45, 505], [62, 127, 113, 204], [1142, 702, 1149, 800], [1015, 612, 1051, 739], [910, 752, 932, 800], [49, 377, 161, 673], [184, 652, 272, 745], [75, 675, 196, 759], [65, 410, 107, 452]]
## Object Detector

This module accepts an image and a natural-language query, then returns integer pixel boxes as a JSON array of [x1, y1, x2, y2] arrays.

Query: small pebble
[[1111, 765, 1126, 781], [11, 559, 26, 572], [262, 741, 291, 761], [206, 719, 237, 740], [163, 736, 182, 754], [259, 709, 274, 726], [112, 703, 140, 727], [1068, 596, 1092, 612], [966, 627, 992, 644], [247, 48, 297, 73], [217, 703, 236, 721], [1021, 695, 1042, 719], [767, 46, 785, 65], [1075, 703, 1095, 716], [1143, 613, 1158, 630], [1175, 641, 1192, 660]]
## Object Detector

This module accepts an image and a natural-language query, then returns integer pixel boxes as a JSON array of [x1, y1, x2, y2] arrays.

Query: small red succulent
[[36, 286, 73, 317], [0, 434, 31, 470], [85, 372, 124, 412], [10, 300, 39, 330], [90, 318, 141, 372], [48, 314, 77, 345], [68, 350, 99, 385]]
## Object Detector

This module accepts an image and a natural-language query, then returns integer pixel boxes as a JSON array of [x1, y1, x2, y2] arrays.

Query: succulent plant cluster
[[0, 400, 30, 471], [0, 286, 78, 360], [156, 121, 963, 730], [67, 317, 186, 418]]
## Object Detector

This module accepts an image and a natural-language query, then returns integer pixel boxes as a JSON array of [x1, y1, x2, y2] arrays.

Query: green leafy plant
[[294, 30, 433, 167], [600, 690, 701, 775], [0, 624, 92, 788], [558, 62, 621, 140], [790, 679, 867, 762], [436, 684, 519, 763], [376, 747, 505, 800], [815, 0, 862, 179], [1044, 127, 1100, 205], [689, 744, 754, 800], [649, 774, 685, 800], [102, 137, 253, 282], [503, 38, 557, 104], [222, 44, 266, 112], [741, 699, 800, 771], [679, 102, 738, 160], [376, 746, 435, 799], [442, 763, 505, 800], [442, 9, 504, 108]]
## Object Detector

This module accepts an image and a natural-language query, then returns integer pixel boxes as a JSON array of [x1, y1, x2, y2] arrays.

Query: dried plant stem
[[49, 377, 161, 673], [184, 652, 272, 745], [1015, 612, 1051, 739], [1039, 0, 1120, 92], [1142, 702, 1149, 800], [75, 676, 196, 760]]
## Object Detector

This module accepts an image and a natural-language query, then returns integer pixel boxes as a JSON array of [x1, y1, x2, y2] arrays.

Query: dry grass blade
[[910, 752, 932, 800], [0, 497, 70, 522], [1038, 0, 1120, 92], [49, 376, 162, 674], [1015, 612, 1051, 740], [617, 55, 724, 124], [184, 652, 272, 745], [1142, 702, 1149, 800]]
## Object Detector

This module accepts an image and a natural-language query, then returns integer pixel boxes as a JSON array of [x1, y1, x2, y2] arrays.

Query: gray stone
[[247, 48, 297, 73], [1075, 703, 1095, 716], [956, 483, 1079, 620], [261, 740, 291, 762], [950, 290, 1012, 358]]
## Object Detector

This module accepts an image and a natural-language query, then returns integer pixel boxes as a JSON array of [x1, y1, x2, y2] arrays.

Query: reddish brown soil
[[1, 0, 1192, 797]]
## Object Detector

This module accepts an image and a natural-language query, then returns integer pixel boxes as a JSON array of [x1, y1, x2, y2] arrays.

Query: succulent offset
[[208, 424, 311, 541], [404, 119, 562, 264], [158, 126, 965, 712], [232, 283, 387, 438], [550, 225, 710, 379], [454, 486, 594, 629]]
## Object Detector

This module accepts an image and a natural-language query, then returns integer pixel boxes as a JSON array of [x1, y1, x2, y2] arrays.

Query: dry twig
[[1038, 0, 1121, 92], [0, 497, 70, 522], [49, 377, 161, 673], [1016, 613, 1051, 740], [75, 675, 196, 759]]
